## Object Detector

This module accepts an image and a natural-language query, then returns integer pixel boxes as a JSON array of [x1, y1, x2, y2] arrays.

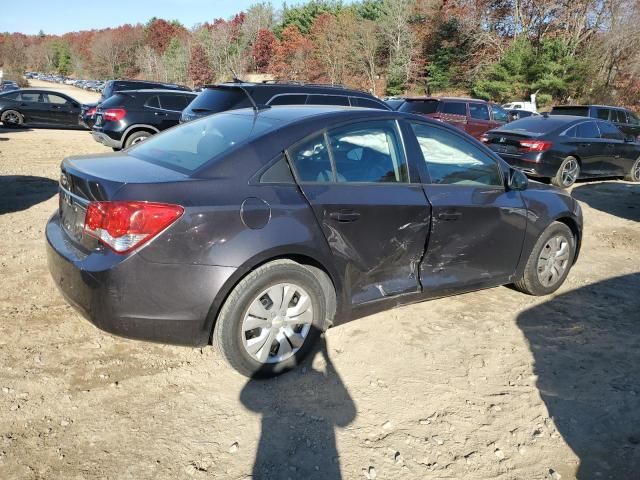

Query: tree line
[[1, 0, 638, 107]]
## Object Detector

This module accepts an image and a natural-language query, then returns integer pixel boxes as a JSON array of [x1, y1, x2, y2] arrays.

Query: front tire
[[624, 157, 640, 182], [213, 260, 326, 378], [551, 156, 580, 188], [1, 109, 24, 128], [513, 221, 575, 296]]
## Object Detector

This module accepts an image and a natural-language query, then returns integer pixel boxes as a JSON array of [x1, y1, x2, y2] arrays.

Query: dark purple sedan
[[47, 106, 583, 377]]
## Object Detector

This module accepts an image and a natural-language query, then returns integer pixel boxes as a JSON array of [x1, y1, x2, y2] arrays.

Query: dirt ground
[[1, 81, 639, 480]]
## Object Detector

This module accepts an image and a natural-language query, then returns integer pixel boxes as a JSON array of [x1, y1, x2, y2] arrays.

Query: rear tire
[[1, 109, 24, 128], [124, 131, 151, 148], [513, 221, 575, 296], [551, 156, 580, 188], [624, 157, 640, 182], [213, 260, 326, 378]]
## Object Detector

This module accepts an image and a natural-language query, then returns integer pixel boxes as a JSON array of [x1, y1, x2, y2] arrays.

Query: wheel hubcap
[[537, 235, 571, 287], [4, 112, 19, 124], [241, 283, 313, 364], [561, 159, 579, 186]]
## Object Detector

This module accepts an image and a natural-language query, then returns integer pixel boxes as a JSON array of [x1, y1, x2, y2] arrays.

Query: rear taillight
[[84, 201, 184, 254], [103, 108, 126, 121], [86, 107, 96, 116], [518, 140, 552, 152]]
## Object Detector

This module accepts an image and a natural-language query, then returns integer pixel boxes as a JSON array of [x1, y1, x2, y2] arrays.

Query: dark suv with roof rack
[[180, 81, 390, 123], [550, 105, 640, 141]]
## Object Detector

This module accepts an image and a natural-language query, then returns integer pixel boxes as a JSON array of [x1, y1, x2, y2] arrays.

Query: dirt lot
[[1, 81, 639, 480]]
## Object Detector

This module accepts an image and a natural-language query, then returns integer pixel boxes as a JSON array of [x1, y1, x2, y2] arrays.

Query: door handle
[[579, 143, 590, 147], [437, 211, 462, 221], [328, 210, 360, 223], [154, 112, 167, 116]]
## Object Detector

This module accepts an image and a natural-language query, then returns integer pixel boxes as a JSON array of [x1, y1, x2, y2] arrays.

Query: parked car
[[508, 109, 540, 121], [180, 81, 389, 123], [79, 103, 99, 129], [383, 96, 407, 110], [47, 105, 583, 377], [91, 89, 198, 150], [0, 89, 84, 128], [0, 80, 19, 92], [503, 100, 537, 112], [550, 105, 640, 141], [482, 115, 640, 187], [394, 97, 510, 139]]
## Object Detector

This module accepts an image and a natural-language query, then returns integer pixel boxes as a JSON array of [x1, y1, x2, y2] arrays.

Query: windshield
[[186, 87, 252, 113], [398, 100, 439, 114], [128, 111, 283, 173], [550, 106, 589, 117]]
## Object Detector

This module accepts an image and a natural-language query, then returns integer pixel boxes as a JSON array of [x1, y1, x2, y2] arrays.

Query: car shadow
[[240, 329, 356, 480], [0, 126, 33, 139], [517, 273, 640, 478], [571, 182, 640, 222], [0, 175, 58, 215]]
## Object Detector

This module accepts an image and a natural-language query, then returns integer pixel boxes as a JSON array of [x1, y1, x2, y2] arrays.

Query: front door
[[405, 120, 527, 297], [44, 93, 79, 126], [467, 103, 492, 139], [287, 120, 431, 305]]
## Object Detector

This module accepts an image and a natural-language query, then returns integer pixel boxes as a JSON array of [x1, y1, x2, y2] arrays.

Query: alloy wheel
[[241, 283, 313, 364], [537, 235, 571, 287], [561, 159, 579, 186], [131, 136, 148, 145], [632, 159, 640, 182], [2, 111, 20, 126]]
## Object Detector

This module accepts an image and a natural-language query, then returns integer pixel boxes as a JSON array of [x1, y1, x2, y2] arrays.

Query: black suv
[[180, 81, 389, 123], [80, 79, 192, 129], [550, 105, 640, 141], [92, 89, 198, 150]]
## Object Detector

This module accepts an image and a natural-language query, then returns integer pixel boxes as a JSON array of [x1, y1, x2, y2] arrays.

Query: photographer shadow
[[517, 273, 640, 478], [240, 329, 356, 480]]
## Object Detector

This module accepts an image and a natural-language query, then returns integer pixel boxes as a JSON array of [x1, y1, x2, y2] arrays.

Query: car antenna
[[227, 67, 270, 113]]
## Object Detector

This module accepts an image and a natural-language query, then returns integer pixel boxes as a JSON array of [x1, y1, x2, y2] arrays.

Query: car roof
[[205, 81, 376, 97], [404, 96, 485, 102], [553, 104, 627, 110], [118, 89, 198, 95]]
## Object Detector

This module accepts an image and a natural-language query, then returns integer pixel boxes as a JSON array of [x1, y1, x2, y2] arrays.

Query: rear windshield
[[99, 93, 131, 108], [550, 106, 589, 117], [384, 99, 405, 110], [398, 100, 439, 114], [495, 117, 568, 136], [186, 87, 252, 113], [128, 111, 283, 173]]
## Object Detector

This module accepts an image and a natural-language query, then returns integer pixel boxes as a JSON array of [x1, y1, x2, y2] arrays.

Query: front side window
[[288, 133, 333, 182], [45, 94, 68, 105], [628, 111, 640, 126], [410, 122, 503, 187], [398, 100, 439, 115], [596, 108, 610, 120], [327, 121, 408, 183], [442, 101, 467, 116], [306, 94, 350, 106], [613, 109, 627, 124], [491, 104, 510, 122], [469, 103, 490, 120], [145, 96, 160, 109], [576, 121, 600, 139], [268, 94, 307, 106], [351, 97, 386, 109], [20, 92, 42, 103]]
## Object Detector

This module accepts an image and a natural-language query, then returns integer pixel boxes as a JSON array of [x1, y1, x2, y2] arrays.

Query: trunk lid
[[484, 131, 533, 156]]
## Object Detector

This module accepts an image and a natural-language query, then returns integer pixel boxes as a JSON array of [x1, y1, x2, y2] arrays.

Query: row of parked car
[[1, 73, 639, 187], [26, 72, 105, 92]]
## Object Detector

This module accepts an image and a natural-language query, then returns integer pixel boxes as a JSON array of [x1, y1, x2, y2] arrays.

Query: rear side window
[[327, 120, 408, 183], [351, 97, 386, 109], [267, 94, 307, 106], [187, 88, 252, 113], [410, 122, 502, 187], [597, 121, 624, 140], [398, 100, 439, 114], [145, 96, 160, 108], [20, 92, 42, 103], [306, 94, 350, 106], [576, 121, 600, 139], [469, 103, 490, 120], [159, 94, 190, 111], [442, 101, 467, 116], [1, 92, 20, 100], [260, 155, 295, 183], [596, 108, 610, 120], [612, 110, 627, 124], [628, 111, 640, 126], [128, 112, 282, 173], [45, 94, 68, 105], [100, 93, 129, 108], [288, 133, 332, 182]]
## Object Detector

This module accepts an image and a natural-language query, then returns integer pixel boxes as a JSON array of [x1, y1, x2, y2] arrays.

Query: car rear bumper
[[46, 213, 236, 346], [498, 153, 558, 178], [91, 130, 122, 149]]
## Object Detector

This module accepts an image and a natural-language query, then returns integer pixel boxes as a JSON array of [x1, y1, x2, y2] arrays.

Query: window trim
[[266, 93, 309, 106], [408, 120, 506, 190]]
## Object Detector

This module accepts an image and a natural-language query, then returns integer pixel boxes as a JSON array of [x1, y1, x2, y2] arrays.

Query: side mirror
[[624, 135, 635, 143], [508, 168, 528, 191]]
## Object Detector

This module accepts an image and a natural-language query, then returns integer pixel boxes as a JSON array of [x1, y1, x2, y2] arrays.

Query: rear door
[[597, 120, 634, 175], [287, 119, 431, 305], [572, 121, 606, 175], [439, 100, 468, 133], [16, 91, 49, 123], [155, 94, 193, 130], [623, 110, 640, 140], [467, 103, 492, 139], [406, 120, 527, 296], [42, 93, 79, 126]]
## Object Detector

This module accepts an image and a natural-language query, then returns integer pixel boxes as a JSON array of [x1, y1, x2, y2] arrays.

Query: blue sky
[[0, 0, 293, 35]]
